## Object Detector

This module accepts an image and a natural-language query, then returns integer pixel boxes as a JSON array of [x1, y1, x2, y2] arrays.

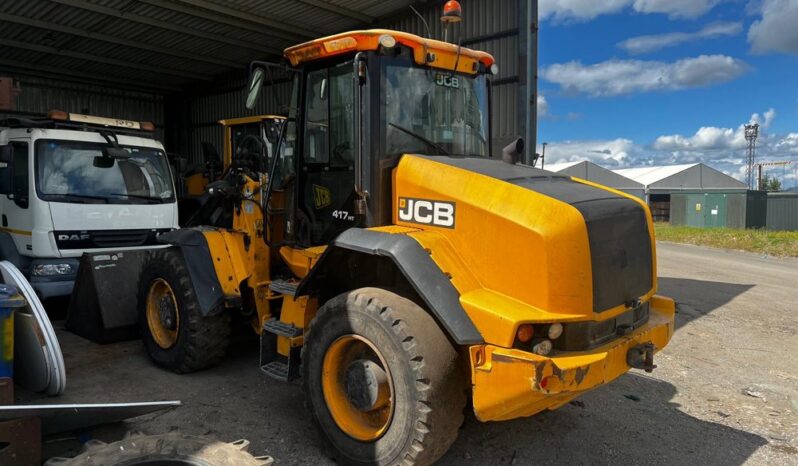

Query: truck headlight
[[33, 264, 74, 276]]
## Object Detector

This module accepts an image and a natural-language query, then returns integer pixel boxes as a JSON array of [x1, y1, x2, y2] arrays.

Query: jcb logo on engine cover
[[398, 197, 455, 228]]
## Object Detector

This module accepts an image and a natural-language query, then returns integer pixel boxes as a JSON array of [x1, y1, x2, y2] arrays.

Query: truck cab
[[0, 111, 178, 298]]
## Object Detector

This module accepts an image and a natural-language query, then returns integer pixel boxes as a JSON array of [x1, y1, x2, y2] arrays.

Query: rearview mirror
[[246, 68, 265, 110], [102, 146, 130, 159], [93, 156, 115, 168]]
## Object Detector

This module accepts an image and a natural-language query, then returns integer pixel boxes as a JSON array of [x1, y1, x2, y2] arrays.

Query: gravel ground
[[21, 242, 798, 465]]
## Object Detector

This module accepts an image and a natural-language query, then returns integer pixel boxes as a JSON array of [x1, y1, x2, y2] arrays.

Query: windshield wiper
[[49, 193, 109, 203], [107, 193, 166, 204], [389, 123, 450, 156]]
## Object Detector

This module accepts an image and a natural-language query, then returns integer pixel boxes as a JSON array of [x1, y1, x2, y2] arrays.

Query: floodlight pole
[[744, 123, 759, 190]]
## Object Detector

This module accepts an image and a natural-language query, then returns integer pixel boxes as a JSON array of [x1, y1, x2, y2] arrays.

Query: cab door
[[0, 139, 33, 257], [295, 61, 358, 246]]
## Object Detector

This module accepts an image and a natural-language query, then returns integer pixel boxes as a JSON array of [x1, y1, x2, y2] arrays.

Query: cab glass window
[[11, 141, 28, 208]]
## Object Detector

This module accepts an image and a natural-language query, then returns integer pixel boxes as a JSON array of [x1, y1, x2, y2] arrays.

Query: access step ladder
[[260, 279, 302, 382]]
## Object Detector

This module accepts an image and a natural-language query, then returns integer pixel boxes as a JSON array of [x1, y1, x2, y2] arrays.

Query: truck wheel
[[45, 432, 274, 466], [137, 248, 230, 373], [302, 288, 466, 466]]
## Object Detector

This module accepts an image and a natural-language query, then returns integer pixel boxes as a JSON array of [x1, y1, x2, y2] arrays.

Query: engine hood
[[392, 154, 655, 318]]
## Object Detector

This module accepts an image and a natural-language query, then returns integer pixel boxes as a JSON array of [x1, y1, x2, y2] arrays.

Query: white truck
[[0, 110, 179, 298]]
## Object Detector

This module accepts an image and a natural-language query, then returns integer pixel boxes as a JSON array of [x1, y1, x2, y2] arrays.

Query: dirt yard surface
[[21, 242, 798, 465]]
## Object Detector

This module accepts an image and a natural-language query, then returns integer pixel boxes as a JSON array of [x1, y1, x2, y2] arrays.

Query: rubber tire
[[302, 288, 466, 466], [45, 432, 273, 466], [137, 248, 231, 373]]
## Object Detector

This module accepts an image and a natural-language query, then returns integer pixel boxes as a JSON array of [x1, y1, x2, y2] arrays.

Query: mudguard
[[296, 228, 484, 345], [157, 229, 224, 315]]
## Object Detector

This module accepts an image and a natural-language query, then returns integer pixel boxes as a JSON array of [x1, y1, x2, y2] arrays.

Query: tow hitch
[[627, 343, 657, 373]]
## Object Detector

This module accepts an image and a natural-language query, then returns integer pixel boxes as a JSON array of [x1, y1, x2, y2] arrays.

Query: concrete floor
[[21, 242, 798, 465]]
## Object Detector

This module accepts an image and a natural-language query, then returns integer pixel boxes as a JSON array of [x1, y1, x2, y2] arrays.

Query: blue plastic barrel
[[0, 283, 26, 379]]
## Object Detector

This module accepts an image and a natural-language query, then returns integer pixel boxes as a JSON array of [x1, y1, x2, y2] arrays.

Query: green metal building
[[670, 191, 768, 229]]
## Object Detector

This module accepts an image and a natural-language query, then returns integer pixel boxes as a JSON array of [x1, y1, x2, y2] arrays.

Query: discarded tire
[[45, 432, 274, 466]]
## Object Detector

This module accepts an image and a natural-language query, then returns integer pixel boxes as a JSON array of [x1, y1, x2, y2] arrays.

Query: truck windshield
[[35, 140, 174, 204], [382, 64, 489, 158]]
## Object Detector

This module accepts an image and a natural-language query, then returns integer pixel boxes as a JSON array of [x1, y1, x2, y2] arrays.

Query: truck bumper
[[470, 295, 676, 422]]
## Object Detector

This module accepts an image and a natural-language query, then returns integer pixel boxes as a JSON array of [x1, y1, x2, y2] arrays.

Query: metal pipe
[[353, 52, 368, 215], [525, 0, 539, 165]]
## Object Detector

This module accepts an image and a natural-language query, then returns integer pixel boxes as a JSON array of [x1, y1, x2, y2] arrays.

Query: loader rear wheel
[[138, 248, 230, 373], [302, 288, 466, 466]]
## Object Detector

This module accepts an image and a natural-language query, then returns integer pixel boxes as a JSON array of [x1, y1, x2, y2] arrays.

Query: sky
[[535, 0, 798, 186]]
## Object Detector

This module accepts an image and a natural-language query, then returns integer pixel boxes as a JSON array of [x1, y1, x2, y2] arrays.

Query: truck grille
[[55, 229, 172, 250]]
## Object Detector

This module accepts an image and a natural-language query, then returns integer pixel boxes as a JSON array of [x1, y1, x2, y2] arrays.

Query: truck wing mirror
[[246, 67, 265, 110]]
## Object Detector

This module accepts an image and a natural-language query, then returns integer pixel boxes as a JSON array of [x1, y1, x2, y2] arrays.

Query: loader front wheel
[[302, 288, 466, 466], [138, 248, 230, 373]]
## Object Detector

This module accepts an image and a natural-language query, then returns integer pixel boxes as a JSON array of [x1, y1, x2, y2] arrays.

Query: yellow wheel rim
[[321, 335, 394, 441], [146, 278, 180, 349]]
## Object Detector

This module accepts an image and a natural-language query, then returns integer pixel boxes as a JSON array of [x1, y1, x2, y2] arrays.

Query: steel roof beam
[[172, 0, 317, 39], [0, 38, 211, 81], [142, 0, 302, 45], [0, 12, 242, 69], [296, 0, 374, 23], [0, 59, 180, 93], [49, 0, 278, 54]]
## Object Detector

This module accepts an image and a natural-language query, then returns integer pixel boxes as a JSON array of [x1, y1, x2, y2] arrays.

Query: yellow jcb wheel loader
[[174, 115, 285, 227], [137, 28, 675, 466]]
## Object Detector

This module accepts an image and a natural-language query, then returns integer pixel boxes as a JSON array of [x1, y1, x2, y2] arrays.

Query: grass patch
[[654, 223, 798, 258]]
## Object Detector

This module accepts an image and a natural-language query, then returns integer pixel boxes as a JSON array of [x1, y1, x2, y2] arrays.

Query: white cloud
[[541, 138, 638, 166], [748, 0, 798, 55], [540, 0, 630, 22], [775, 133, 798, 154], [632, 0, 721, 19], [541, 55, 748, 97], [537, 94, 548, 117], [654, 108, 776, 151], [539, 0, 720, 21], [750, 108, 776, 129], [541, 109, 791, 183], [618, 22, 742, 54]]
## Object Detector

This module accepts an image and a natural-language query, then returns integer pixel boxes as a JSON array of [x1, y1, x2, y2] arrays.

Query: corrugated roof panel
[[615, 164, 701, 186], [545, 161, 583, 172]]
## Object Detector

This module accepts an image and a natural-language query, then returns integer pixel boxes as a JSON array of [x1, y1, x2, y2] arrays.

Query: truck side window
[[11, 141, 28, 209]]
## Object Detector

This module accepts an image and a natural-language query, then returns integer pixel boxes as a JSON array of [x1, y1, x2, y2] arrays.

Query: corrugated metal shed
[[766, 192, 798, 231], [545, 160, 644, 199], [1, 0, 523, 161], [615, 163, 747, 193], [0, 0, 423, 92]]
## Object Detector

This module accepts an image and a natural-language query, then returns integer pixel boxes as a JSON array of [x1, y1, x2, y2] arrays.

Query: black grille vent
[[55, 229, 172, 250]]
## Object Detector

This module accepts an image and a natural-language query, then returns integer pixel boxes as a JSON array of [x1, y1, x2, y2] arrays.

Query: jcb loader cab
[[174, 114, 284, 227], [138, 28, 675, 466]]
